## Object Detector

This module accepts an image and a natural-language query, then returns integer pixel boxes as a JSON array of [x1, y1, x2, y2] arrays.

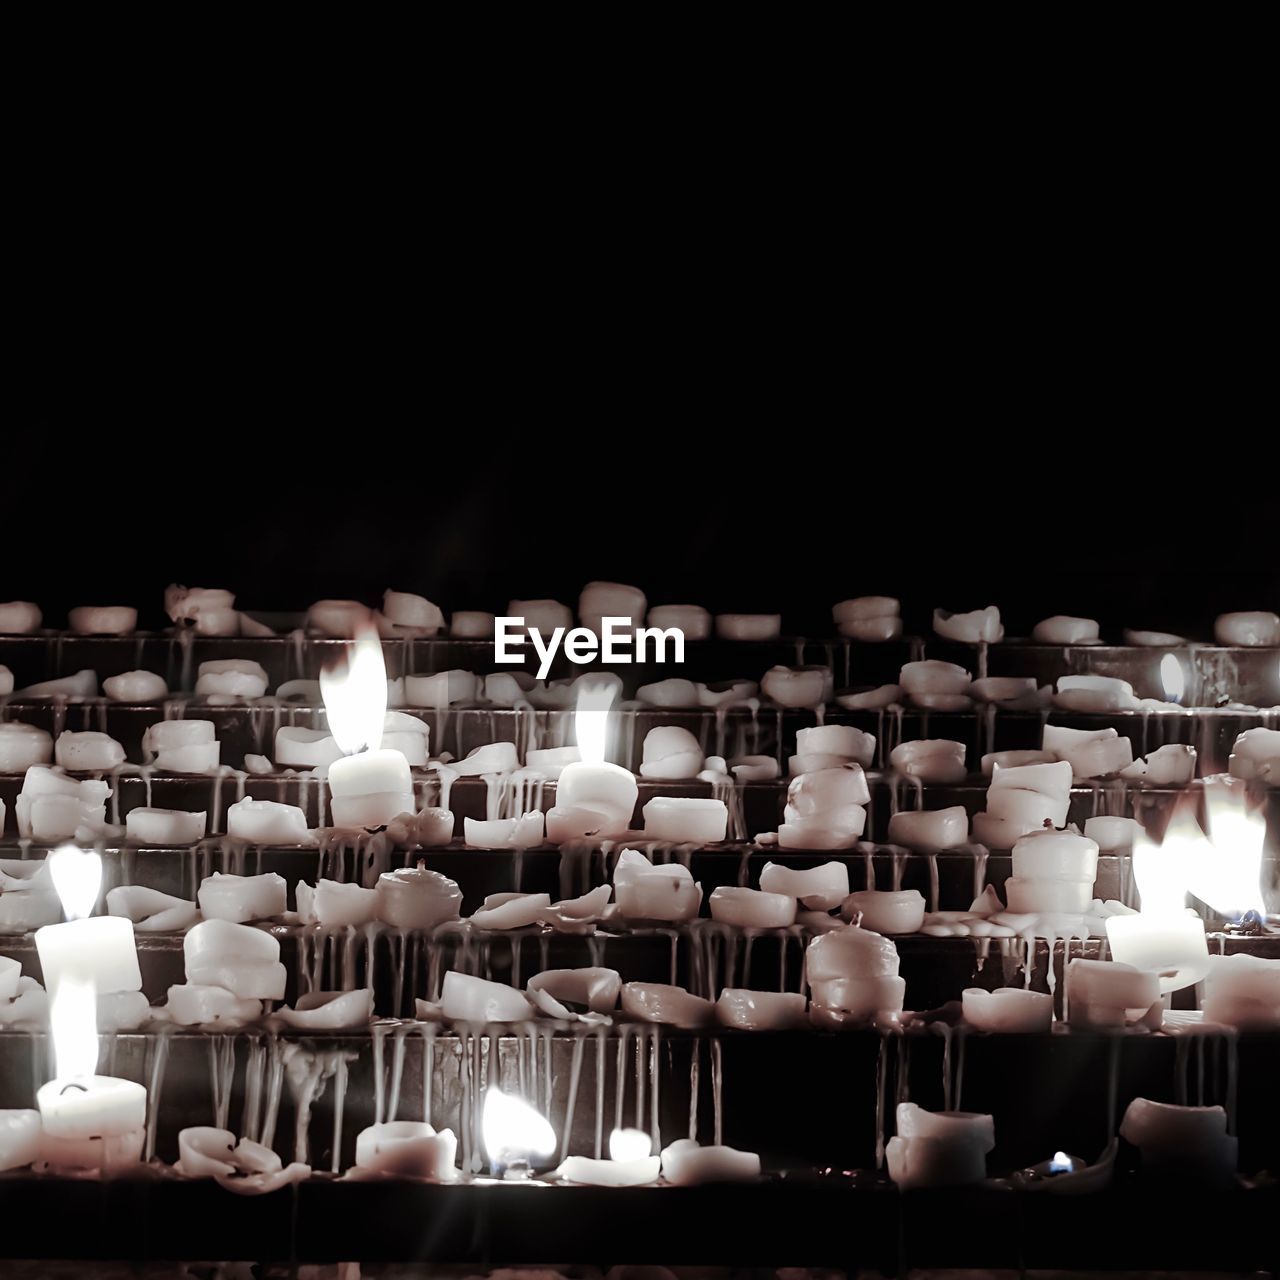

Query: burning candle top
[[320, 626, 415, 829]]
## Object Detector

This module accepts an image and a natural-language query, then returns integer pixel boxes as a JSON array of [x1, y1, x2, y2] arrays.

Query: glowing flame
[[47, 846, 103, 922], [1048, 1151, 1074, 1173], [320, 624, 387, 755], [609, 1127, 653, 1161], [1188, 778, 1267, 918], [1160, 653, 1186, 704], [1132, 820, 1192, 917], [572, 673, 622, 765], [50, 976, 98, 1079], [481, 1088, 556, 1171]]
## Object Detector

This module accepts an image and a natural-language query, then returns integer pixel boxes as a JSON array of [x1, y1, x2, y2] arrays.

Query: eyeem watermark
[[495, 616, 685, 679]]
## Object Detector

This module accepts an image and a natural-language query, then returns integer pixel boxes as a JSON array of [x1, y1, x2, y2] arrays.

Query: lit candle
[[321, 628, 415, 828], [557, 1128, 661, 1186], [547, 675, 638, 841], [481, 1088, 556, 1178]]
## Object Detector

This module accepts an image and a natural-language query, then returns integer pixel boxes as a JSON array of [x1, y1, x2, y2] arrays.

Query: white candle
[[383, 590, 446, 634], [887, 807, 969, 853], [440, 971, 533, 1023], [166, 586, 238, 633], [1067, 959, 1161, 1029], [1122, 743, 1197, 786], [105, 886, 199, 932], [195, 659, 269, 699], [16, 768, 110, 842], [1032, 616, 1100, 644], [197, 872, 287, 923], [778, 766, 869, 850], [226, 798, 314, 845], [842, 889, 925, 934], [355, 1121, 458, 1179], [464, 813, 545, 849], [1043, 725, 1133, 780], [962, 987, 1053, 1032], [0, 1110, 42, 1171], [469, 892, 551, 930], [1202, 953, 1280, 1029], [524, 746, 581, 779], [0, 957, 19, 1001], [715, 613, 780, 641], [0, 723, 53, 772], [805, 926, 904, 1024], [708, 887, 796, 928], [614, 850, 703, 921], [527, 967, 621, 1014], [103, 671, 169, 702], [578, 581, 646, 635], [890, 740, 968, 784], [1228, 727, 1280, 783], [1106, 913, 1208, 994], [450, 610, 495, 639], [981, 749, 1055, 775], [648, 604, 710, 640], [278, 989, 374, 1030], [68, 605, 136, 636], [638, 726, 703, 780], [621, 982, 716, 1029], [833, 597, 901, 642], [558, 1129, 660, 1186], [970, 677, 1040, 707], [933, 606, 1002, 644], [297, 879, 379, 927], [36, 917, 142, 995], [698, 680, 759, 709], [715, 989, 807, 1031], [642, 797, 727, 843], [887, 1104, 994, 1189], [54, 732, 125, 773], [837, 684, 902, 710], [37, 1075, 146, 1170], [375, 865, 463, 929], [274, 727, 343, 768], [0, 601, 41, 633], [1214, 610, 1280, 647], [184, 919, 286, 999], [1119, 1098, 1237, 1185], [636, 678, 699, 708], [508, 598, 572, 637], [758, 860, 849, 909], [166, 984, 262, 1026], [660, 1139, 760, 1185], [760, 665, 830, 708], [795, 724, 876, 768], [900, 660, 972, 700], [1083, 816, 1140, 851], [1054, 675, 1138, 713], [123, 807, 207, 846]]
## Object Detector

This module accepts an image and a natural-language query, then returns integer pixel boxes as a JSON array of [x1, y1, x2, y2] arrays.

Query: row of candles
[[3, 587, 1279, 648]]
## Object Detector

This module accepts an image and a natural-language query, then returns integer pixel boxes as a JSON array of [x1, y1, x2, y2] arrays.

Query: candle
[[614, 849, 703, 921], [508, 598, 573, 638], [525, 746, 581, 779], [321, 626, 415, 828], [962, 987, 1053, 1032], [20, 670, 97, 699], [1043, 725, 1133, 780], [440, 971, 534, 1023], [102, 670, 168, 702], [278, 988, 374, 1030], [197, 872, 287, 923], [547, 676, 637, 841], [0, 1110, 42, 1171], [887, 807, 969, 853], [0, 601, 41, 633], [142, 719, 221, 773], [836, 684, 902, 711], [988, 759, 1072, 832], [622, 982, 716, 1028], [68, 605, 136, 636], [792, 724, 876, 772], [758, 861, 849, 909], [355, 1121, 458, 1179], [933, 606, 1002, 644], [660, 1139, 760, 1185], [1202, 953, 1280, 1029], [558, 1128, 661, 1186], [0, 723, 53, 772], [887, 1104, 994, 1189], [464, 813, 545, 849], [578, 581, 646, 636], [375, 865, 463, 929], [1054, 675, 1138, 713], [1066, 959, 1161, 1029], [648, 604, 711, 640], [1119, 1098, 1237, 1186], [165, 984, 262, 1026], [382, 590, 446, 634], [715, 989, 808, 1031], [1122, 743, 1197, 786], [698, 680, 759, 709], [1214, 610, 1280, 647], [274, 727, 344, 768], [981, 750, 1055, 775], [889, 740, 968, 783], [638, 726, 704, 779], [195, 659, 269, 699], [832, 596, 901, 642], [526, 967, 622, 1015], [484, 673, 535, 706], [482, 1088, 557, 1177], [708, 887, 796, 929], [387, 806, 454, 849], [53, 732, 124, 768], [805, 926, 904, 1027], [184, 920, 286, 999], [730, 754, 778, 782], [1032, 616, 1100, 644], [166, 586, 239, 635], [450, 610, 495, 639], [970, 677, 1041, 708], [636, 678, 699, 708], [469, 892, 552, 930], [449, 742, 520, 776], [106, 886, 199, 932], [642, 797, 728, 843], [778, 765, 869, 850], [15, 770, 110, 842], [227, 798, 314, 845], [842, 889, 925, 934], [899, 660, 973, 708], [0, 859, 60, 931], [761, 666, 830, 709], [1002, 829, 1098, 916], [126, 808, 208, 849], [1083, 816, 1140, 852], [715, 613, 781, 641], [1228, 727, 1280, 783], [405, 670, 479, 707], [297, 879, 380, 927]]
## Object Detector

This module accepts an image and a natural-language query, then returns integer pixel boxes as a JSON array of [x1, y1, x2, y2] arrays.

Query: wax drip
[[144, 1026, 172, 1162], [559, 1030, 586, 1162], [688, 1037, 700, 1140], [209, 1034, 237, 1129], [711, 1036, 723, 1146]]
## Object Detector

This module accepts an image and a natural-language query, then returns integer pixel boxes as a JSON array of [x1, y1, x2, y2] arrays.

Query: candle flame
[[47, 846, 103, 922], [573, 673, 622, 765], [49, 976, 98, 1079], [1048, 1150, 1073, 1173], [609, 1127, 653, 1161], [481, 1088, 557, 1171], [320, 624, 387, 756], [1160, 653, 1186, 704]]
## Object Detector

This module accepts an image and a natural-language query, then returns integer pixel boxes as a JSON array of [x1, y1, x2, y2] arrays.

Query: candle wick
[[59, 1082, 91, 1095]]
